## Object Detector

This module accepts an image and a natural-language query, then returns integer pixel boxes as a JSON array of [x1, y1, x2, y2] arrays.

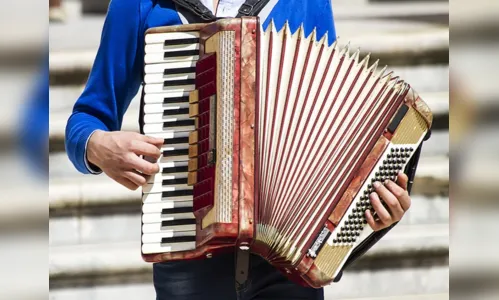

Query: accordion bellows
[[140, 17, 433, 288]]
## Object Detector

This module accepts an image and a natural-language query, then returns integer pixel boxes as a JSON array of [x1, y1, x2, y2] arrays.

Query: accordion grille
[[391, 106, 427, 144], [216, 31, 236, 224]]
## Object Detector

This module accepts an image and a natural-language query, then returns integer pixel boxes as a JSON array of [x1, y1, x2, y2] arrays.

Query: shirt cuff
[[84, 129, 103, 174]]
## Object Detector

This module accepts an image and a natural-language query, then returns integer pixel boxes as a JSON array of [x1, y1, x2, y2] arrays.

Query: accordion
[[139, 17, 433, 287]]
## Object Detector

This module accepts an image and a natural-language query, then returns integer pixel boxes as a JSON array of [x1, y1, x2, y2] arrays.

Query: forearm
[[65, 111, 109, 174]]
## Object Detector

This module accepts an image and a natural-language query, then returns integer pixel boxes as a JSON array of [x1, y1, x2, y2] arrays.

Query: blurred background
[[48, 0, 450, 299], [449, 1, 499, 300], [0, 0, 48, 299]]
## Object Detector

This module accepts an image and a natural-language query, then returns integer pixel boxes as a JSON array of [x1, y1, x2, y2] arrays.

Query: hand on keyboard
[[86, 130, 164, 190]]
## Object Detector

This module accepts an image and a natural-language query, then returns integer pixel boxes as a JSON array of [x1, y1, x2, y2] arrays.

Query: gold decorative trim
[[314, 244, 352, 280], [189, 90, 199, 104], [188, 158, 197, 172], [188, 145, 198, 158], [391, 106, 428, 144], [187, 172, 197, 186], [189, 131, 198, 145], [189, 103, 199, 117]]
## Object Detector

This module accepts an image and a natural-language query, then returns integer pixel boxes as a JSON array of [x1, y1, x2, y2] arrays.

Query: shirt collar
[[199, 0, 248, 17]]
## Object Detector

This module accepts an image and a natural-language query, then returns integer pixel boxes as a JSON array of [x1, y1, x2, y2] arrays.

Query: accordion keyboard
[[141, 31, 201, 254]]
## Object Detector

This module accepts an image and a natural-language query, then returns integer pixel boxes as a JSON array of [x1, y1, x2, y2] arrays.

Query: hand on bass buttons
[[365, 171, 411, 231]]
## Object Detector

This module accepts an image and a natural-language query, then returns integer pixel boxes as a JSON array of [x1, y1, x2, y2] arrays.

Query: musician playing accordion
[[65, 1, 416, 299]]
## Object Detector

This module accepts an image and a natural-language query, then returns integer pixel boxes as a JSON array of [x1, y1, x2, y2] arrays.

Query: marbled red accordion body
[[140, 17, 433, 288]]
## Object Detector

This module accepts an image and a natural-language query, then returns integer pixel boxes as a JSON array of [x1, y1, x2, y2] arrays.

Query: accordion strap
[[236, 0, 271, 17], [333, 131, 431, 282], [172, 0, 216, 21], [172, 0, 271, 22]]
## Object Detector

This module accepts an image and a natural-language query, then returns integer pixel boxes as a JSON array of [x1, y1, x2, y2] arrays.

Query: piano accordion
[[139, 17, 433, 288]]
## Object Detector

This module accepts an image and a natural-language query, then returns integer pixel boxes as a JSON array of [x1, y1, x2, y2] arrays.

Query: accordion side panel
[[237, 17, 258, 246]]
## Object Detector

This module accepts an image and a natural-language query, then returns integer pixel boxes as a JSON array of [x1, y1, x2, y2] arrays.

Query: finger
[[365, 209, 383, 231], [123, 170, 148, 187], [369, 190, 393, 225], [384, 179, 411, 212], [129, 140, 161, 159], [114, 176, 139, 191], [137, 133, 164, 147], [396, 171, 409, 190], [127, 154, 160, 175], [374, 181, 404, 220]]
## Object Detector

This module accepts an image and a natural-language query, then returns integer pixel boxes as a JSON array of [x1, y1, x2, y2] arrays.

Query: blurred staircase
[[49, 0, 450, 299]]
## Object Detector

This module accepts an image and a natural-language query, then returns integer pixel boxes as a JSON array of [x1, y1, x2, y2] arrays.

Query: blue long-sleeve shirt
[[65, 0, 336, 174]]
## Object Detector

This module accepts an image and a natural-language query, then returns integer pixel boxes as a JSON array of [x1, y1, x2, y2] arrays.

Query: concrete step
[[50, 285, 449, 300], [49, 28, 448, 86], [49, 223, 448, 294], [49, 190, 449, 247]]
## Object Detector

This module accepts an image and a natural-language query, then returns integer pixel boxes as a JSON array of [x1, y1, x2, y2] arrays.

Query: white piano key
[[142, 222, 196, 234], [145, 31, 200, 44], [142, 201, 193, 213], [142, 231, 196, 243], [144, 72, 195, 84], [143, 183, 192, 194], [161, 143, 189, 151], [145, 42, 199, 54], [142, 212, 195, 224], [145, 130, 191, 140], [145, 61, 197, 74], [144, 123, 195, 134], [147, 172, 188, 184], [148, 164, 189, 183], [144, 83, 195, 94], [145, 112, 191, 123], [142, 242, 196, 254], [144, 103, 189, 114], [159, 155, 189, 164], [144, 91, 190, 104], [142, 193, 193, 204], [145, 53, 199, 64]]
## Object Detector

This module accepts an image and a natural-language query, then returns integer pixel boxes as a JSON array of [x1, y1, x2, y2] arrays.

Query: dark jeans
[[153, 252, 324, 300]]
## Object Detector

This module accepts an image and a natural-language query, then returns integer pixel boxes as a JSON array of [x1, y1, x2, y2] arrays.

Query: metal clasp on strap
[[238, 3, 254, 15]]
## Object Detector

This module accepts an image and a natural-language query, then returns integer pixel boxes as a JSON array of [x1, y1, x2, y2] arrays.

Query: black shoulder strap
[[172, 0, 216, 22], [236, 0, 271, 17], [333, 130, 431, 282], [172, 0, 272, 23]]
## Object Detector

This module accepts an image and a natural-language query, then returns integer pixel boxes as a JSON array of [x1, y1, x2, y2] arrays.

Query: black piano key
[[162, 178, 188, 185], [164, 66, 196, 75], [163, 96, 189, 104], [162, 166, 188, 174], [164, 38, 200, 46], [162, 207, 193, 214], [163, 148, 189, 157], [163, 119, 195, 128], [164, 136, 189, 145], [163, 108, 189, 116], [161, 235, 196, 243], [163, 50, 199, 58], [163, 79, 195, 87], [162, 189, 193, 198], [162, 218, 196, 227]]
